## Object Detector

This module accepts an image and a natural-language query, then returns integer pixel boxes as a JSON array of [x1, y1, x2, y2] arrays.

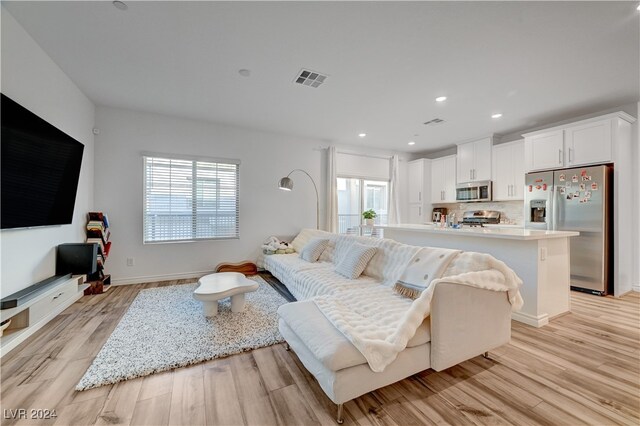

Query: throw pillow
[[318, 239, 336, 263], [299, 238, 329, 262], [335, 243, 378, 279], [393, 247, 461, 299]]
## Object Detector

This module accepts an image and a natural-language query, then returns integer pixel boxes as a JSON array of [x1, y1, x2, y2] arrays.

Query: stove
[[461, 210, 501, 226]]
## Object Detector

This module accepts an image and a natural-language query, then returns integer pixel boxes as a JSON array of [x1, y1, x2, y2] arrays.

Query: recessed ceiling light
[[238, 69, 251, 77], [112, 1, 128, 11], [435, 96, 447, 102], [637, 4, 640, 11], [358, 133, 366, 138], [491, 113, 503, 119], [408, 141, 416, 146]]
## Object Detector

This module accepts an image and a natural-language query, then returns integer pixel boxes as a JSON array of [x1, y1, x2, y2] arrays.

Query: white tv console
[[0, 275, 88, 357]]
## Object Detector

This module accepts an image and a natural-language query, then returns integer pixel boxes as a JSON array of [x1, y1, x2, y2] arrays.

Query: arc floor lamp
[[278, 169, 319, 229]]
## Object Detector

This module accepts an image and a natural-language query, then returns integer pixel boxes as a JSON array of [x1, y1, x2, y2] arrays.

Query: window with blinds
[[143, 155, 239, 243]]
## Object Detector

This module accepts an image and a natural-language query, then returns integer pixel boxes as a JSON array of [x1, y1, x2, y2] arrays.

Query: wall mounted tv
[[1, 93, 85, 230]]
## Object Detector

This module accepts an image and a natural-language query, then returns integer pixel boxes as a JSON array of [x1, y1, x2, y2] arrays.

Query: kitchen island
[[379, 224, 579, 327]]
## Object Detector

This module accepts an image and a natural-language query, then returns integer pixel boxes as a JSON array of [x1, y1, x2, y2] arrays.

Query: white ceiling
[[3, 1, 639, 153]]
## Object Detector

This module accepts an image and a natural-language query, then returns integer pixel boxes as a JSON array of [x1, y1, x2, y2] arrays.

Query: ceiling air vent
[[294, 69, 328, 88], [423, 118, 445, 126]]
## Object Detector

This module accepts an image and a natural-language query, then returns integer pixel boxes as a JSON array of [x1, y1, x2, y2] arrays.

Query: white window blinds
[[143, 155, 239, 243]]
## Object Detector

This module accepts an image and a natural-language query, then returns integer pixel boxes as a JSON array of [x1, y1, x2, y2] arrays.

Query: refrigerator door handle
[[552, 183, 559, 231]]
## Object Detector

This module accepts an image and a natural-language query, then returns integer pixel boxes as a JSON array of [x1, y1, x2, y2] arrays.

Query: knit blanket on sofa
[[313, 250, 524, 372]]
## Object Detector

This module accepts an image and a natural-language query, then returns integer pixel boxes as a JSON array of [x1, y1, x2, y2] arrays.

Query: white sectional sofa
[[264, 229, 514, 424]]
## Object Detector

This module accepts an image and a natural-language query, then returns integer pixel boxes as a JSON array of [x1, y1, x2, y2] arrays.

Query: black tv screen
[[1, 93, 85, 229]]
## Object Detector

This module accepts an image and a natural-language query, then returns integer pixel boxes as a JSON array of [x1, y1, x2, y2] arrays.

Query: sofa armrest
[[430, 281, 511, 371]]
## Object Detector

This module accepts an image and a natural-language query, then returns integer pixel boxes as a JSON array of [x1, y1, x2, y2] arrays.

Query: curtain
[[326, 146, 339, 232], [388, 154, 401, 225]]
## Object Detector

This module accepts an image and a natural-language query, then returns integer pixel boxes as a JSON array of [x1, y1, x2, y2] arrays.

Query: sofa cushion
[[290, 229, 334, 253], [318, 238, 337, 263], [278, 300, 431, 372], [299, 238, 329, 262], [262, 253, 329, 294], [291, 267, 379, 300], [363, 238, 421, 285], [335, 243, 377, 279]]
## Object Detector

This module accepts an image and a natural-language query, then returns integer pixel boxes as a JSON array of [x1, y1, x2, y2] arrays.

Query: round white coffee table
[[193, 272, 259, 316]]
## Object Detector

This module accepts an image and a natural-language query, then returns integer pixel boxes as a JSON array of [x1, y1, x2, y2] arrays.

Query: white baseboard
[[111, 270, 215, 286], [632, 284, 640, 293], [511, 311, 549, 328]]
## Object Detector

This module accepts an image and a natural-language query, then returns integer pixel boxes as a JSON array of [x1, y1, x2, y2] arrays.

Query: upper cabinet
[[564, 119, 612, 167], [524, 130, 564, 171], [456, 137, 492, 183], [408, 159, 432, 224], [431, 155, 456, 203], [492, 140, 525, 201], [524, 113, 634, 172], [408, 159, 425, 204]]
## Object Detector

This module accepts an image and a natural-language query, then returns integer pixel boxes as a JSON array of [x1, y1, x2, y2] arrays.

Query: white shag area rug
[[76, 276, 287, 390]]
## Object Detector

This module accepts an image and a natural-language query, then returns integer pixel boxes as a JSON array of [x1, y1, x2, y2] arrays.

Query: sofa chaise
[[264, 229, 518, 423]]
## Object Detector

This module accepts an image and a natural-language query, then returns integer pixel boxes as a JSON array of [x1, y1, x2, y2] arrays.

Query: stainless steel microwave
[[456, 181, 492, 202]]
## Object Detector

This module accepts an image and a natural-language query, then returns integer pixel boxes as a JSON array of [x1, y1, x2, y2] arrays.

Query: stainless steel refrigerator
[[525, 165, 612, 295]]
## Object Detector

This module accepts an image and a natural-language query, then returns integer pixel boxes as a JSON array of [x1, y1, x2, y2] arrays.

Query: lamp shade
[[278, 176, 294, 191]]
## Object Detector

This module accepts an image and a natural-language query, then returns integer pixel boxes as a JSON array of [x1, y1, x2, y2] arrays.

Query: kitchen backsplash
[[432, 200, 525, 225]]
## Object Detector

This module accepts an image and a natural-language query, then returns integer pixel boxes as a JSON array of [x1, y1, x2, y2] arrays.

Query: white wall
[[94, 106, 323, 283], [94, 106, 410, 284], [0, 9, 95, 297]]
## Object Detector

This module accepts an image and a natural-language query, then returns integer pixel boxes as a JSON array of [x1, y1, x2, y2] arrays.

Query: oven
[[456, 181, 492, 202]]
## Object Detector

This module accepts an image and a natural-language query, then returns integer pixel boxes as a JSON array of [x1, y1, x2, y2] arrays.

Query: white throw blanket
[[313, 251, 524, 372]]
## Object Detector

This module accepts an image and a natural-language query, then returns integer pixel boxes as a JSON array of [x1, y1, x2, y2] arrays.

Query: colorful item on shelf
[[85, 212, 112, 295]]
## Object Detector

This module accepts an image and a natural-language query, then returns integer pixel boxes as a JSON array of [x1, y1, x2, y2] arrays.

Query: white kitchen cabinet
[[431, 155, 457, 203], [524, 130, 564, 171], [407, 159, 432, 224], [431, 159, 444, 203], [456, 137, 492, 183], [492, 140, 525, 201], [564, 119, 612, 166], [408, 204, 423, 224], [523, 114, 626, 172], [408, 159, 424, 204]]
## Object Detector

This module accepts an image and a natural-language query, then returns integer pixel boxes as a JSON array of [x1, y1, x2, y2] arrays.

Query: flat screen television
[[1, 93, 85, 229]]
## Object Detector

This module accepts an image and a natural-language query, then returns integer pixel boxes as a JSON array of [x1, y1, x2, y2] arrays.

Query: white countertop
[[379, 224, 579, 240]]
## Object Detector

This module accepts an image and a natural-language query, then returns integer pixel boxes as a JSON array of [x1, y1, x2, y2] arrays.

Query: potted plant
[[363, 209, 377, 226]]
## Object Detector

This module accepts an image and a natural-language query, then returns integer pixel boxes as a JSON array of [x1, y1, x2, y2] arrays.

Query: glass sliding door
[[337, 178, 361, 234], [364, 180, 388, 226], [337, 177, 389, 234]]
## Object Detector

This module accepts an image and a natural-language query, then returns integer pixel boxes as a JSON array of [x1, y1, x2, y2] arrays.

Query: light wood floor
[[1, 280, 638, 426]]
